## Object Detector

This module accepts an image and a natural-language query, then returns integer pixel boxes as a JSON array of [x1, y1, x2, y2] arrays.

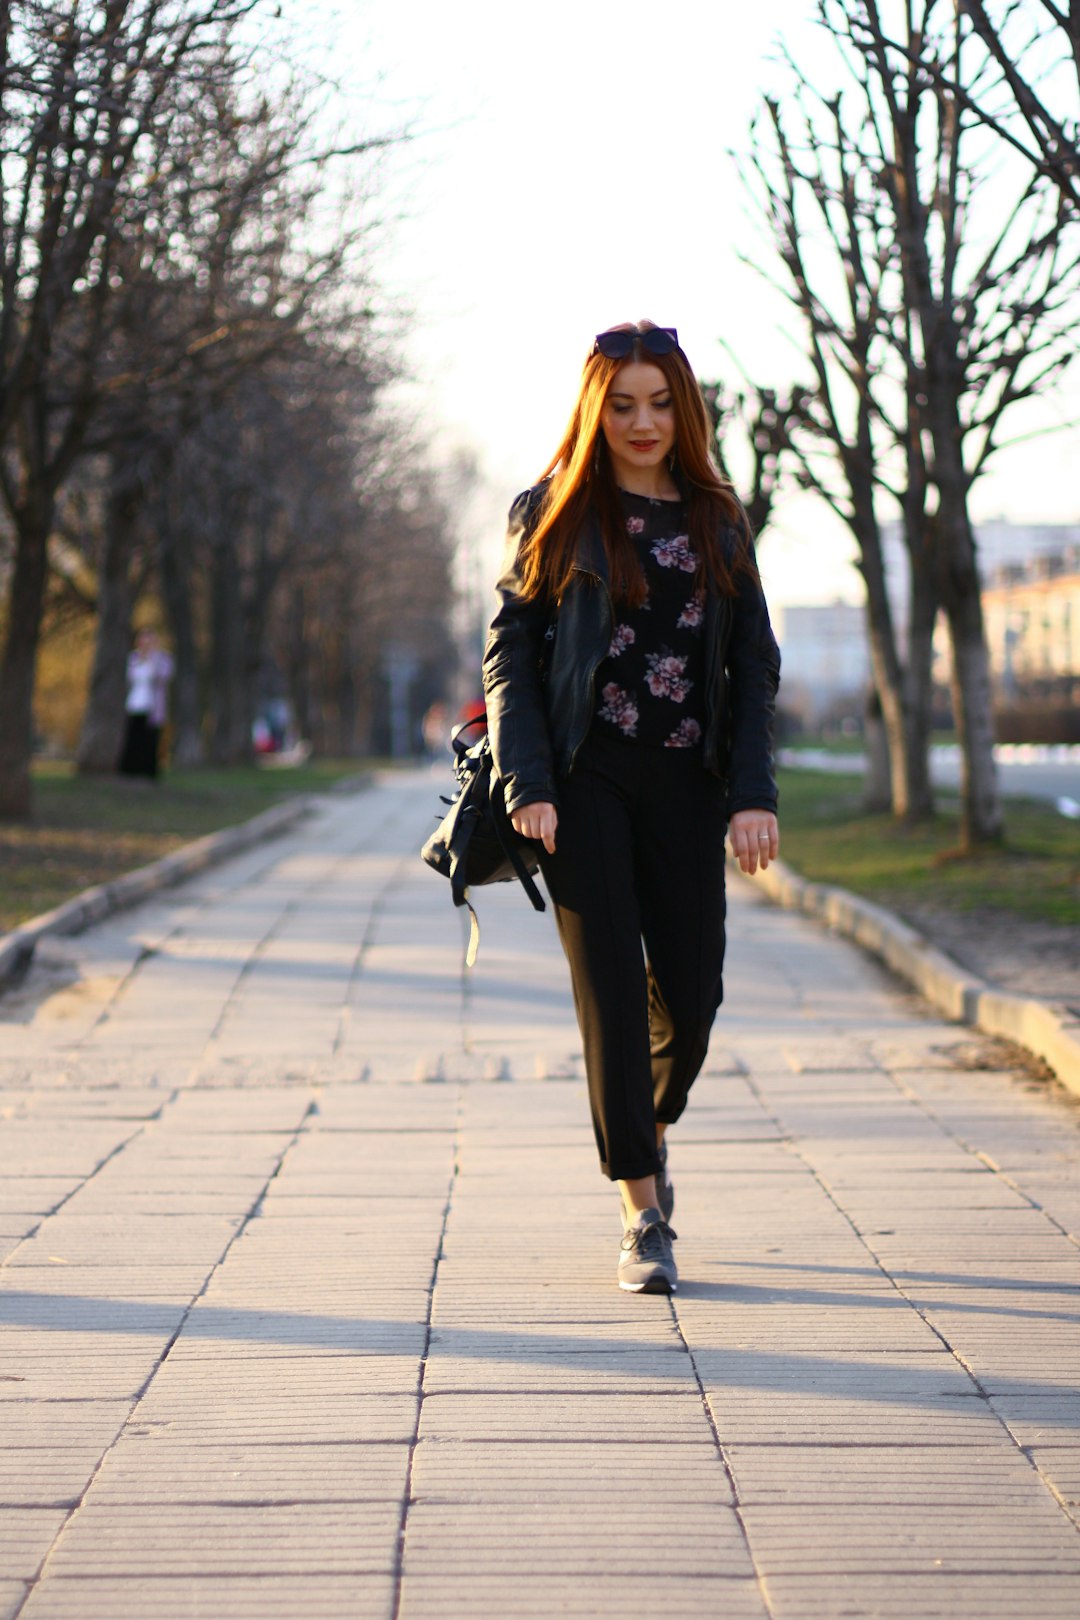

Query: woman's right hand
[[511, 801, 558, 854]]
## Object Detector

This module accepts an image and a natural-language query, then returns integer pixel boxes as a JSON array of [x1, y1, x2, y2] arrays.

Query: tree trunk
[[862, 684, 892, 811], [942, 577, 1002, 846], [285, 584, 312, 744], [0, 507, 51, 820], [75, 482, 140, 774], [857, 513, 912, 819], [208, 539, 252, 765], [933, 444, 1003, 845], [900, 543, 937, 822], [159, 518, 204, 767]]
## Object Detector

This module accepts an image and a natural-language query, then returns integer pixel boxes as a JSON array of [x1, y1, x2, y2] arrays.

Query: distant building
[[966, 548, 1080, 692], [776, 521, 1080, 724], [775, 601, 868, 726]]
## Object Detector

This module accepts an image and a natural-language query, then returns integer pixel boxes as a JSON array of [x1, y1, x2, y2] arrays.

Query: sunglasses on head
[[592, 326, 680, 360]]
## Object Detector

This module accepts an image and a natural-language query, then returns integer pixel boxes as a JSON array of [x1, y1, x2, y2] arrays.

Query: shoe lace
[[621, 1219, 676, 1258]]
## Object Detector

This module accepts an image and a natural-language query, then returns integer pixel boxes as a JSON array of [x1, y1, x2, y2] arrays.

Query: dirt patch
[[894, 899, 1080, 1013]]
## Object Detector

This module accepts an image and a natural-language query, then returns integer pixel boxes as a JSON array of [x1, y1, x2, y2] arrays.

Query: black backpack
[[421, 718, 546, 966]]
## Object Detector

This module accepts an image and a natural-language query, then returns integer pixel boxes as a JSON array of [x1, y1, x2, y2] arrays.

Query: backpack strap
[[491, 793, 546, 913]]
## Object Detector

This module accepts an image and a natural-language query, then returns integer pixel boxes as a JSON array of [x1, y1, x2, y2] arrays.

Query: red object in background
[[455, 700, 487, 738]]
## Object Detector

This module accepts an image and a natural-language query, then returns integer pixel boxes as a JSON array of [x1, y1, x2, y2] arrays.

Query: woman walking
[[482, 321, 781, 1295]]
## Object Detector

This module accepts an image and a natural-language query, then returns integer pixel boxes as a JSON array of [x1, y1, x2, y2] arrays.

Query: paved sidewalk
[[1, 770, 1079, 1619]]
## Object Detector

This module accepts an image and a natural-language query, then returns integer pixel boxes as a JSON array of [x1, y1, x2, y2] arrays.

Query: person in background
[[118, 628, 174, 780]]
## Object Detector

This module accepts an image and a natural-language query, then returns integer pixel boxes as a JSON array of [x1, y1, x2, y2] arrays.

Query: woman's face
[[599, 361, 676, 479]]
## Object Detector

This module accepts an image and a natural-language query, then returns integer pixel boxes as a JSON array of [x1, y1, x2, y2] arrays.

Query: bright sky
[[295, 0, 1079, 608]]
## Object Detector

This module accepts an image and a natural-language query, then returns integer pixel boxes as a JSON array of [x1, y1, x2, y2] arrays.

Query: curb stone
[[747, 856, 1080, 1099], [0, 794, 318, 994]]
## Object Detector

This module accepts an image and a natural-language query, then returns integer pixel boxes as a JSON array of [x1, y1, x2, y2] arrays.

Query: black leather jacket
[[482, 487, 781, 821]]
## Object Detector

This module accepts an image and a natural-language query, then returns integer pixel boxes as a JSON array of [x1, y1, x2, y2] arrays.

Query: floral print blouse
[[593, 490, 707, 748]]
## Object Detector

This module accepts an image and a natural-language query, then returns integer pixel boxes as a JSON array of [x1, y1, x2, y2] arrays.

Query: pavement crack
[[667, 1293, 776, 1619], [334, 846, 419, 1056], [389, 1082, 463, 1620]]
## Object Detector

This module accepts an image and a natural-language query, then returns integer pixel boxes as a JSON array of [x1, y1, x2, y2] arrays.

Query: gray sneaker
[[618, 1208, 678, 1294], [656, 1136, 674, 1223]]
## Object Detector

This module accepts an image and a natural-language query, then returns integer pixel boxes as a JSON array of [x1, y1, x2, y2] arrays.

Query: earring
[[668, 448, 677, 473]]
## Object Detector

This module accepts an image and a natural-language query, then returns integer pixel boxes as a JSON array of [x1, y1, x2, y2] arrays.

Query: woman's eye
[[612, 404, 632, 415]]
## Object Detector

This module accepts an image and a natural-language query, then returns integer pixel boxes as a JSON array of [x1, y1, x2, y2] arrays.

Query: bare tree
[[848, 0, 1079, 844], [743, 1, 1080, 845], [0, 0, 271, 816], [874, 1, 1079, 213], [742, 86, 939, 821], [70, 55, 388, 773]]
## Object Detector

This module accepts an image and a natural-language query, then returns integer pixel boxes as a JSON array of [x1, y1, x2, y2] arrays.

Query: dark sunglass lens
[[641, 328, 678, 355], [595, 331, 635, 359]]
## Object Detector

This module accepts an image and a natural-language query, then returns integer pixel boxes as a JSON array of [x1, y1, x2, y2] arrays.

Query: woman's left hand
[[729, 809, 779, 876]]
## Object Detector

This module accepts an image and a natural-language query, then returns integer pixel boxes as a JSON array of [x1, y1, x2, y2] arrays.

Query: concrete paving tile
[[46, 1502, 401, 1575], [121, 1395, 417, 1444], [741, 1501, 1080, 1572], [0, 1449, 105, 1508], [89, 1438, 411, 1504], [19, 1575, 396, 1619], [693, 1348, 976, 1399], [7, 1222, 242, 1268], [428, 1317, 682, 1350], [0, 1584, 27, 1620], [704, 1390, 1000, 1446], [0, 1405, 130, 1449], [409, 1438, 732, 1503], [0, 1293, 185, 1332], [727, 1442, 1052, 1505], [163, 1310, 427, 1357], [421, 1350, 696, 1394], [0, 1509, 69, 1578], [400, 1500, 753, 1575], [417, 1392, 711, 1442], [397, 1575, 767, 1618], [138, 1356, 419, 1404], [764, 1572, 1080, 1618]]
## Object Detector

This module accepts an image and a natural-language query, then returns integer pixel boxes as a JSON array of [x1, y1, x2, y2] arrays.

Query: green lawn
[[0, 760, 368, 932], [776, 767, 1080, 927]]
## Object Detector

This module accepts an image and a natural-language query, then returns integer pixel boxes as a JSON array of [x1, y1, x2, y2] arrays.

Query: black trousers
[[118, 713, 161, 778], [539, 729, 727, 1182]]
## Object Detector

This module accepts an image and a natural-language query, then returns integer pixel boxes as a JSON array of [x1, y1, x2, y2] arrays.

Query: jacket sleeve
[[481, 490, 560, 818], [725, 547, 782, 817]]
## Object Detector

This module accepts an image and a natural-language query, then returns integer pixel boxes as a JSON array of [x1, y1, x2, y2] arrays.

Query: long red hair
[[518, 321, 755, 606]]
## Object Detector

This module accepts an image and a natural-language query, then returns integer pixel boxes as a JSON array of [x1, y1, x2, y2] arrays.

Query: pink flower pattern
[[651, 535, 697, 573], [677, 590, 704, 630], [598, 681, 638, 737], [594, 495, 705, 746], [665, 718, 702, 748], [645, 649, 692, 703]]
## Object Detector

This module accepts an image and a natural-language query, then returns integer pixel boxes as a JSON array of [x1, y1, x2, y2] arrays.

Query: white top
[[126, 649, 174, 725]]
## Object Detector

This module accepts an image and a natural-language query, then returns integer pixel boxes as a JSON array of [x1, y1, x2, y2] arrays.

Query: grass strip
[[776, 767, 1080, 928]]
